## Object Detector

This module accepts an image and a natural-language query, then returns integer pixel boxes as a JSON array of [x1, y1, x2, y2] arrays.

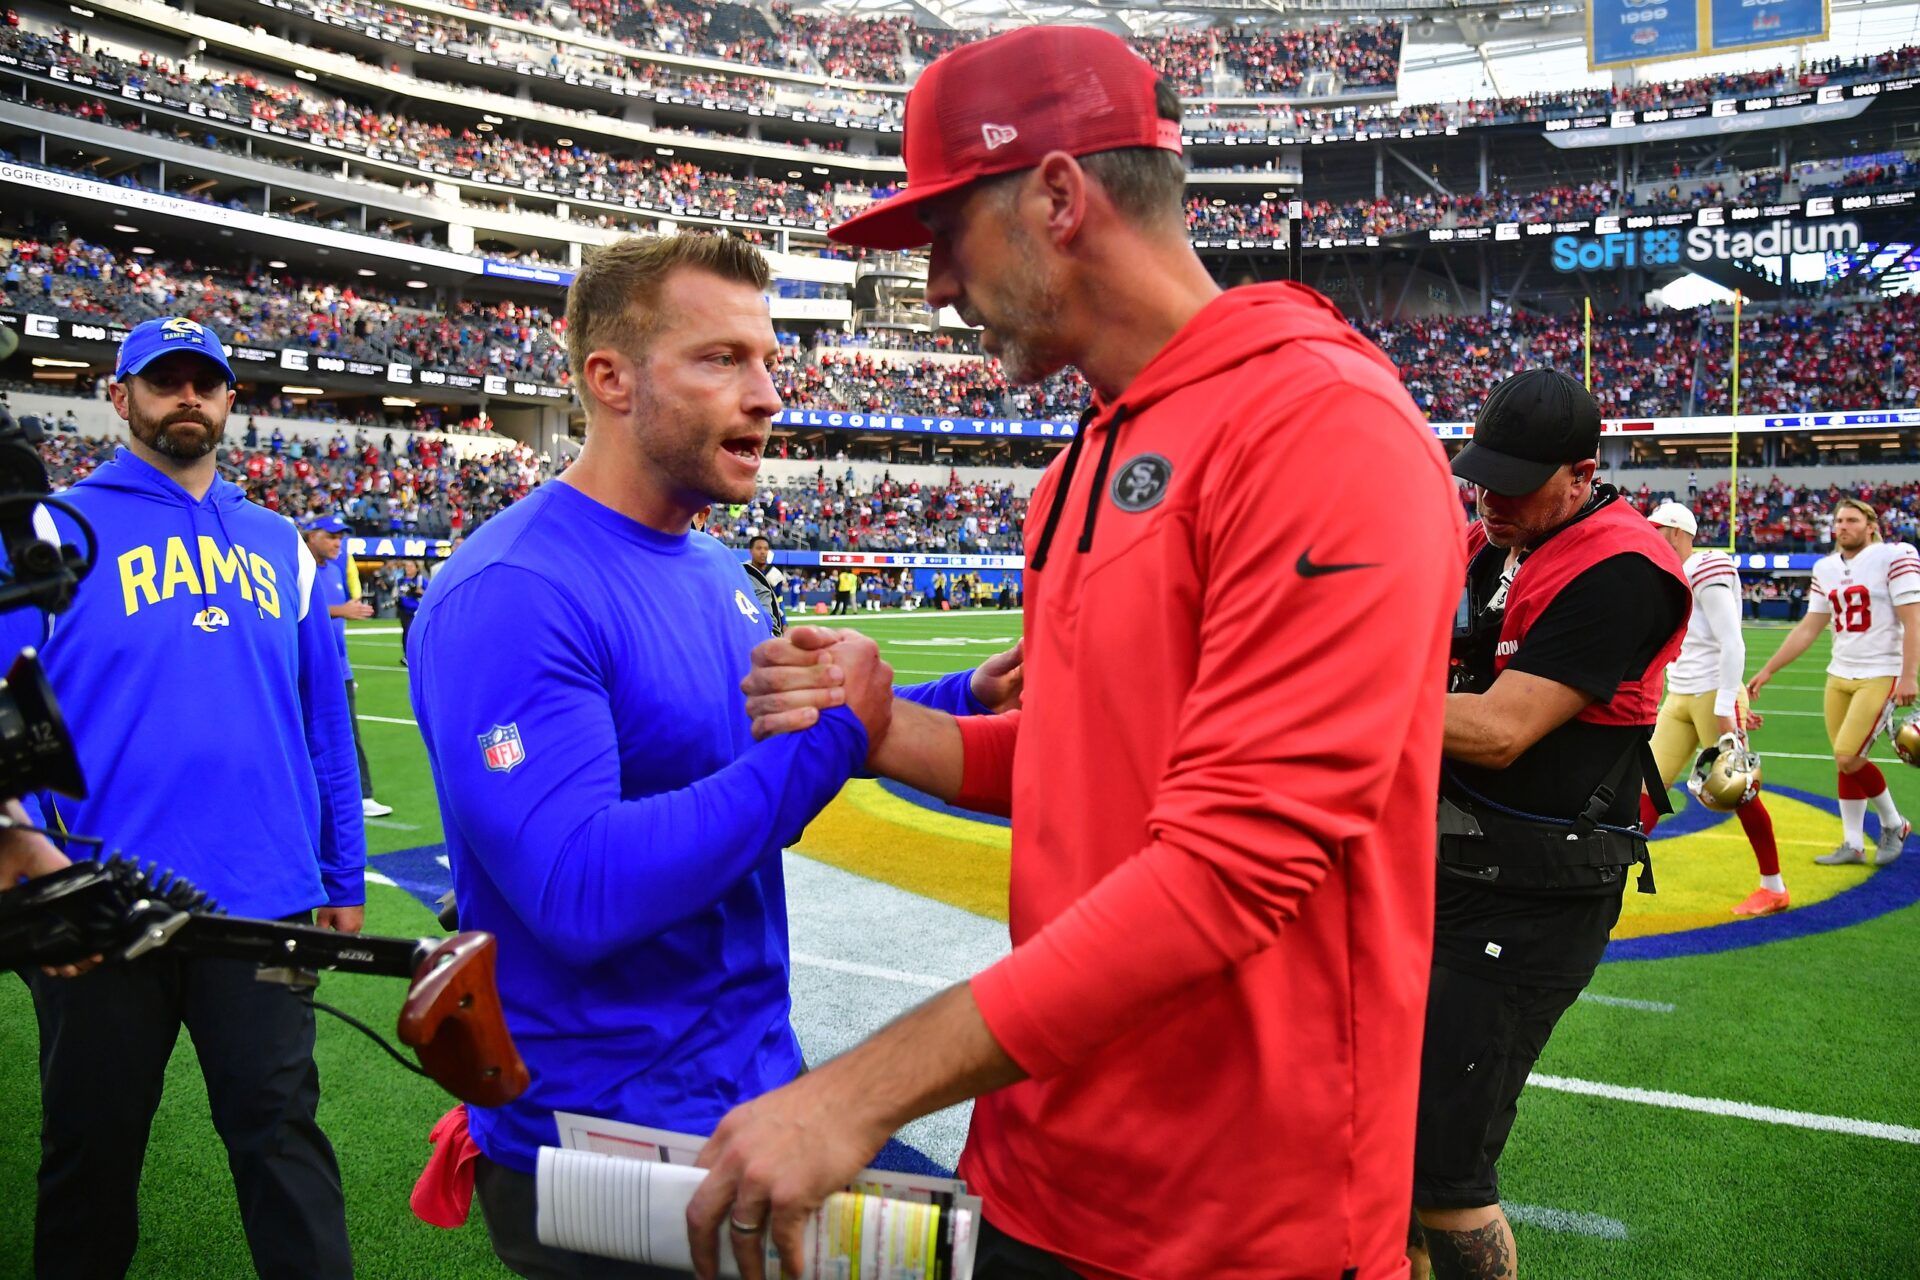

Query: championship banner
[[1589, 0, 1703, 69], [1709, 0, 1829, 55]]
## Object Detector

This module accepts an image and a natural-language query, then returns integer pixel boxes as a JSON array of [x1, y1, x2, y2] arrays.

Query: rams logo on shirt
[[734, 589, 761, 624], [191, 605, 230, 633], [117, 536, 281, 619]]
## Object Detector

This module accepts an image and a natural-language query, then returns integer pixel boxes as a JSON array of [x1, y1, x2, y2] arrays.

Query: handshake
[[738, 626, 1024, 751]]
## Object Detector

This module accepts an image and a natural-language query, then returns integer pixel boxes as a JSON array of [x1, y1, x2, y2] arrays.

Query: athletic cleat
[[1731, 887, 1791, 917], [362, 798, 394, 818], [1874, 819, 1910, 867], [1814, 843, 1868, 866]]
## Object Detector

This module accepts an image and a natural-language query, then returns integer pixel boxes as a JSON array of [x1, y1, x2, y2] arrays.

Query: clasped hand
[[740, 627, 895, 747]]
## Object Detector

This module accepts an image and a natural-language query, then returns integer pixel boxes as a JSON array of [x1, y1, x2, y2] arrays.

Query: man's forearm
[[868, 698, 965, 800], [1442, 693, 1514, 768], [816, 982, 1024, 1134]]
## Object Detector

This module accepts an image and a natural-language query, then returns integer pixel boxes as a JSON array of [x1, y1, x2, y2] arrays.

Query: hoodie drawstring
[[1075, 407, 1127, 556], [1029, 405, 1097, 573], [209, 496, 264, 620]]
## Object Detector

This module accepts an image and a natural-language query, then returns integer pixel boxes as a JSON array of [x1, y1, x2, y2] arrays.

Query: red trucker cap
[[829, 25, 1182, 250]]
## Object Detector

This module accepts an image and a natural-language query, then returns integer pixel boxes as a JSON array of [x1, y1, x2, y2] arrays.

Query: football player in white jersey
[[1750, 499, 1920, 865], [1643, 504, 1787, 915]]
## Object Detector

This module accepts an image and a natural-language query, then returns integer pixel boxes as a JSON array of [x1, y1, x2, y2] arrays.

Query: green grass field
[[1, 613, 1916, 1279]]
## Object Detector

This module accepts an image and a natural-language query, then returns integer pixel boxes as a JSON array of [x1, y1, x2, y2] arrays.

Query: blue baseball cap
[[303, 514, 349, 534], [114, 317, 236, 386]]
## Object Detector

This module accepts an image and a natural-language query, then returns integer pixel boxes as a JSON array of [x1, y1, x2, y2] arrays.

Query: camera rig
[[0, 395, 527, 1108]]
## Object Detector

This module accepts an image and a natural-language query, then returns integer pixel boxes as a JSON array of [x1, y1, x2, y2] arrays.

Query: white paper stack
[[535, 1117, 978, 1280]]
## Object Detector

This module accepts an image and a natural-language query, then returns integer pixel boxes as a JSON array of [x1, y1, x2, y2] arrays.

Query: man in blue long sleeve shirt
[[10, 317, 363, 1280], [414, 236, 919, 1279]]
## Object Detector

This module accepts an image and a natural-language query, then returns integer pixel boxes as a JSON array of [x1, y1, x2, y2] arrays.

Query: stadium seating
[[13, 224, 1920, 428], [1360, 296, 1920, 423], [420, 0, 1402, 94], [3, 20, 1898, 250], [1617, 478, 1920, 551], [1, 237, 571, 385], [34, 428, 547, 536]]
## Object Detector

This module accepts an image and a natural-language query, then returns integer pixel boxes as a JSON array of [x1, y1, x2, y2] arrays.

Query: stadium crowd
[[5, 18, 1908, 252], [1616, 477, 1920, 551], [1, 236, 573, 385], [16, 1, 1920, 159], [712, 468, 1029, 553], [12, 221, 1920, 425], [434, 0, 1402, 93], [0, 24, 869, 227], [1363, 296, 1920, 422], [34, 429, 550, 537]]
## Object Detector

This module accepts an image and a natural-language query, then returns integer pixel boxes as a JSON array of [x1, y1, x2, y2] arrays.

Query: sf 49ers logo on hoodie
[[1111, 454, 1172, 513]]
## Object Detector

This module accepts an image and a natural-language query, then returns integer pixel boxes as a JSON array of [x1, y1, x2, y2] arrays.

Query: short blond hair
[[563, 233, 770, 383], [1834, 497, 1882, 541]]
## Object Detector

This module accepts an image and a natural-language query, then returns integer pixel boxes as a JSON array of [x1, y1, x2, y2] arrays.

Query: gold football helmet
[[1688, 733, 1763, 812], [1893, 711, 1920, 768]]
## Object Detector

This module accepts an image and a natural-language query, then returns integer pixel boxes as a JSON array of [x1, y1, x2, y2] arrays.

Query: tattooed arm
[[1419, 1214, 1517, 1280]]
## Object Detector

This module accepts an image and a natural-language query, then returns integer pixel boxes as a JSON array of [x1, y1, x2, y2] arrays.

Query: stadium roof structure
[[802, 0, 1586, 43]]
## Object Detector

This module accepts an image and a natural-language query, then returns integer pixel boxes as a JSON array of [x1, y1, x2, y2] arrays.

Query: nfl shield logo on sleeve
[[479, 723, 526, 773]]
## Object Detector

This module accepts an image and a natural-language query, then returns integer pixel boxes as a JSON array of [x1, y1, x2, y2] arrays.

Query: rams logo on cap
[[161, 318, 207, 341]]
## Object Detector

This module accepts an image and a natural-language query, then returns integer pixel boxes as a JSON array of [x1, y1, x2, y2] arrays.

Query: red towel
[[410, 1104, 481, 1228]]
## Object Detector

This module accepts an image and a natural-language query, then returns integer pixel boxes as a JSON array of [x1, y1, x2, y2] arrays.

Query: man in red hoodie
[[686, 26, 1464, 1280]]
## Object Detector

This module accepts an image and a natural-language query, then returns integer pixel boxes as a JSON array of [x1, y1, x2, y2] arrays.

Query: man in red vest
[[1416, 369, 1690, 1279]]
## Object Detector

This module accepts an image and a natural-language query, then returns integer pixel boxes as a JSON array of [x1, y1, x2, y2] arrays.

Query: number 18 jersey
[[1808, 541, 1920, 678]]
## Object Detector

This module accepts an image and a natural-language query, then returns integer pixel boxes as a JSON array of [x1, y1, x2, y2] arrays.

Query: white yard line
[[357, 714, 419, 726], [355, 664, 409, 673], [365, 818, 421, 831], [791, 952, 952, 990], [1529, 1074, 1920, 1144], [1577, 992, 1677, 1013], [345, 628, 403, 638], [1502, 1203, 1630, 1241]]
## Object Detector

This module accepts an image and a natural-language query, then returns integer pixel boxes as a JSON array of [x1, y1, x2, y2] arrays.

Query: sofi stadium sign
[[1550, 217, 1860, 271]]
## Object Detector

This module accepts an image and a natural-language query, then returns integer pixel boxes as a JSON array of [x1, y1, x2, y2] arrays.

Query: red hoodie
[[951, 284, 1465, 1280]]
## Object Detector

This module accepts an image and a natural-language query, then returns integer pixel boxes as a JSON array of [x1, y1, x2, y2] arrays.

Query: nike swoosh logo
[[1296, 550, 1380, 578]]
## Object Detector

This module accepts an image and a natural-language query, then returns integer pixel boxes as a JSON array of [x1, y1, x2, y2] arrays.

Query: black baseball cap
[[1452, 368, 1602, 497]]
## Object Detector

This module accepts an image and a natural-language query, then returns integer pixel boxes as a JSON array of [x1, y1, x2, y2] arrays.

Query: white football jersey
[[1808, 541, 1920, 678], [1667, 550, 1741, 695]]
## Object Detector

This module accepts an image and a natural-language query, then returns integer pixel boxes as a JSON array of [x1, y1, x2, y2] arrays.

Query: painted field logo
[[479, 723, 526, 773]]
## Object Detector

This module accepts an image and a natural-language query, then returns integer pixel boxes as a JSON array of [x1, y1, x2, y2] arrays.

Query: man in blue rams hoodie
[[6, 317, 365, 1280]]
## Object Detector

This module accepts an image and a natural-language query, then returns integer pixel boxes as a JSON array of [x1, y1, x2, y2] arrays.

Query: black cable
[[312, 999, 428, 1077], [0, 817, 104, 848]]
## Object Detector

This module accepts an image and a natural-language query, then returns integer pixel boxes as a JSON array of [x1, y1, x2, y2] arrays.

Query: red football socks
[[1737, 797, 1781, 877]]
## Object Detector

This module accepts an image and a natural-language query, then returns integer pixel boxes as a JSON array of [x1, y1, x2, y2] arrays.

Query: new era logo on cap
[[981, 123, 1019, 150]]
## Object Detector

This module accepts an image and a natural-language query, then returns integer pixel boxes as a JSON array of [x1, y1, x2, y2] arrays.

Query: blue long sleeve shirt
[[409, 480, 873, 1172], [2, 448, 365, 915]]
